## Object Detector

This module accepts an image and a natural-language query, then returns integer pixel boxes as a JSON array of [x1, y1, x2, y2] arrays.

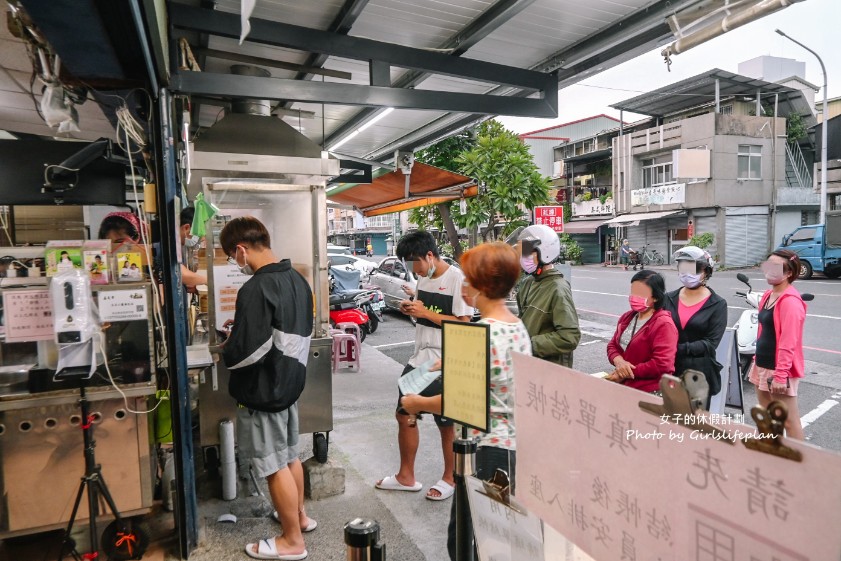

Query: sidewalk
[[169, 343, 450, 560]]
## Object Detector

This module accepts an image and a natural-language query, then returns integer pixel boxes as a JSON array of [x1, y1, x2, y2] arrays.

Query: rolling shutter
[[725, 209, 769, 267], [694, 215, 718, 259]]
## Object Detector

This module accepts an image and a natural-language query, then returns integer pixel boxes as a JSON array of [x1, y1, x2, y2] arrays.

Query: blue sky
[[498, 0, 840, 134]]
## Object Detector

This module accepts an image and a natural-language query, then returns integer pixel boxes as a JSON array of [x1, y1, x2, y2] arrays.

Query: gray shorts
[[236, 402, 300, 479]]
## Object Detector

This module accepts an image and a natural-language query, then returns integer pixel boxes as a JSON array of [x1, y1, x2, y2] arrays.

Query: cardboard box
[[83, 240, 111, 284], [44, 240, 83, 276]]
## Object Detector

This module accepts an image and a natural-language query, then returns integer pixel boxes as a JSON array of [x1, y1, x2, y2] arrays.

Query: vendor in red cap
[[98, 211, 144, 246]]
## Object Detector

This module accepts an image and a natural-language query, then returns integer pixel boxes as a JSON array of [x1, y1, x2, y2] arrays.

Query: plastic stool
[[335, 322, 362, 348], [331, 332, 360, 372]]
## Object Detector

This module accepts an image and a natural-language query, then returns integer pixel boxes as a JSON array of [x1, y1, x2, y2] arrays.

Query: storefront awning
[[327, 162, 476, 217], [564, 219, 609, 234], [603, 210, 684, 226]]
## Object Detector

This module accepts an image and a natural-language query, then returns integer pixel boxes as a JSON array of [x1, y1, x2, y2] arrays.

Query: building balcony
[[572, 199, 614, 217], [776, 187, 821, 206]]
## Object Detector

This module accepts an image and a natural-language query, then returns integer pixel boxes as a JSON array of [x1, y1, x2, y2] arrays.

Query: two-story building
[[607, 68, 817, 267]]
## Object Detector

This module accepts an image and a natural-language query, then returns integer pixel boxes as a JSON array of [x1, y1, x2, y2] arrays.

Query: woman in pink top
[[749, 249, 807, 439]]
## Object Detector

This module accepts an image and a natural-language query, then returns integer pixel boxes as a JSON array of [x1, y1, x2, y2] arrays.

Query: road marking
[[727, 305, 840, 321], [574, 289, 625, 297], [577, 307, 621, 319], [803, 345, 841, 356], [801, 399, 839, 429], [371, 340, 415, 349], [579, 340, 602, 346]]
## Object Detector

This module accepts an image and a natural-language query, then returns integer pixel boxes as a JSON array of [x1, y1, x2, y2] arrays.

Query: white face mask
[[426, 256, 436, 279], [184, 235, 200, 248], [235, 246, 254, 276]]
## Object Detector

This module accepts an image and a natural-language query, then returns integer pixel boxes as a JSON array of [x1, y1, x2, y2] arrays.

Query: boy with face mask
[[661, 246, 728, 408], [179, 206, 207, 290], [219, 216, 316, 561]]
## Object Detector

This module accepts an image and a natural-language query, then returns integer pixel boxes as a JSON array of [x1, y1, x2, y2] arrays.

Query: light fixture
[[329, 108, 394, 151]]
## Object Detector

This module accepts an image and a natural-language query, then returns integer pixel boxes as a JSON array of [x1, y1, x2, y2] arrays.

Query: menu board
[[441, 320, 490, 432], [2, 288, 54, 343], [212, 265, 249, 327]]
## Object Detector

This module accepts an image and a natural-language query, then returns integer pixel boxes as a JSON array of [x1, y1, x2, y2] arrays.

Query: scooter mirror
[[802, 293, 815, 302], [736, 273, 750, 284]]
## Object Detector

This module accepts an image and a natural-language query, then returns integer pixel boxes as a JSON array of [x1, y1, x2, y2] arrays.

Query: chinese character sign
[[2, 289, 54, 343], [442, 321, 490, 432], [514, 352, 841, 561], [533, 206, 565, 233], [631, 183, 686, 206]]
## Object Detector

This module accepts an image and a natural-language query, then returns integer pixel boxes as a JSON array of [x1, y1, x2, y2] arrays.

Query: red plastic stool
[[331, 331, 360, 372]]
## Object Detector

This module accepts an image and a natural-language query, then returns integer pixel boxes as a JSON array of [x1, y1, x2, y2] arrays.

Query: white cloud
[[499, 0, 840, 134]]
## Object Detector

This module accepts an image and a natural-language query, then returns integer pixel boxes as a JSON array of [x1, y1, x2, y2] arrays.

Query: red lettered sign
[[533, 206, 564, 233]]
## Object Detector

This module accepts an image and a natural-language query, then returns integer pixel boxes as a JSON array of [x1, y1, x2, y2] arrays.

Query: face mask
[[629, 295, 649, 312], [184, 235, 200, 249], [236, 247, 254, 276], [520, 256, 538, 274], [679, 272, 704, 289], [761, 261, 786, 286], [426, 257, 436, 279]]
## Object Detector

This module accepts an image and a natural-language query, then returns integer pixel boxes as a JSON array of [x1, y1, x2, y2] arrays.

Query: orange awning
[[327, 162, 476, 217]]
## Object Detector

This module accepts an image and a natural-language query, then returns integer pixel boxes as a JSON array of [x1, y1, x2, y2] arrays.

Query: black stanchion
[[344, 518, 386, 561], [454, 428, 477, 561]]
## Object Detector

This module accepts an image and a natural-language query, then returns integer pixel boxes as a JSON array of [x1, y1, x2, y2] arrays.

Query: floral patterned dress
[[468, 317, 532, 450]]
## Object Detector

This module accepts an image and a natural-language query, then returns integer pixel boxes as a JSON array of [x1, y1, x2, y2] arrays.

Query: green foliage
[[408, 206, 444, 232], [599, 191, 613, 205], [787, 112, 807, 145], [687, 232, 714, 250], [562, 203, 572, 223], [455, 120, 550, 240], [558, 233, 583, 264], [581, 192, 592, 202], [439, 239, 468, 259], [415, 129, 476, 173]]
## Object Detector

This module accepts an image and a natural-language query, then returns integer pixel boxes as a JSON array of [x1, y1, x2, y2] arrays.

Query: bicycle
[[638, 244, 665, 267]]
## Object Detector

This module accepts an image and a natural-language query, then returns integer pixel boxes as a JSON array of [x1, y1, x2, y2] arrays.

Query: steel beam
[[169, 3, 551, 92], [193, 47, 353, 80], [171, 71, 558, 118], [324, 0, 537, 145]]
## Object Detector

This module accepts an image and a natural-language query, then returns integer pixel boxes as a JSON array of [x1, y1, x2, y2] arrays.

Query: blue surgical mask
[[426, 257, 436, 279], [679, 272, 704, 289]]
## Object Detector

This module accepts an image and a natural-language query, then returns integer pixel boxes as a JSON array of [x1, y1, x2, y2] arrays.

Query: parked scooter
[[733, 272, 814, 380], [328, 266, 384, 340]]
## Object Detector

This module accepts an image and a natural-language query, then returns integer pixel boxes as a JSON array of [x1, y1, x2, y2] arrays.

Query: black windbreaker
[[662, 287, 728, 396], [222, 260, 313, 412]]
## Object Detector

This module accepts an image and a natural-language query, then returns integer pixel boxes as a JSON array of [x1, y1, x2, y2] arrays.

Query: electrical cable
[[99, 331, 167, 415]]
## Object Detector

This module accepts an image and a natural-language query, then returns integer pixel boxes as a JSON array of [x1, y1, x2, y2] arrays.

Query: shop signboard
[[534, 206, 564, 233], [631, 182, 685, 206], [514, 353, 841, 561]]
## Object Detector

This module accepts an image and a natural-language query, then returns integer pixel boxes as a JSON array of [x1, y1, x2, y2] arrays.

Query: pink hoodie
[[756, 285, 807, 384]]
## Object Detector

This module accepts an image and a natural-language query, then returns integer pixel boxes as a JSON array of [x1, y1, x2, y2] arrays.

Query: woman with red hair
[[401, 242, 531, 560]]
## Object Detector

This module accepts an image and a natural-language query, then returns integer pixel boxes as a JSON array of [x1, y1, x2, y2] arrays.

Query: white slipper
[[271, 511, 318, 532], [245, 538, 308, 560], [426, 479, 455, 501], [375, 474, 422, 492]]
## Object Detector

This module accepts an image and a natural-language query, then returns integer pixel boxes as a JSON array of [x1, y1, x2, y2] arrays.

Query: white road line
[[579, 340, 602, 346], [801, 399, 839, 428], [371, 340, 415, 349], [573, 289, 625, 297], [727, 305, 840, 320]]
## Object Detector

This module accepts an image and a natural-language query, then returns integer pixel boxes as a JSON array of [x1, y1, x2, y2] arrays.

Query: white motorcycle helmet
[[518, 224, 562, 267], [674, 245, 714, 278]]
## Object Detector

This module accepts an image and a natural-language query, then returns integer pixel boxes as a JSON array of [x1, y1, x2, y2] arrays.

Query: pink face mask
[[629, 295, 649, 312], [520, 256, 538, 274], [761, 260, 786, 286]]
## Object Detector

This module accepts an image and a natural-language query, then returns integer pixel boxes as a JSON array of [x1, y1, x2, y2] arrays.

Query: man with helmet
[[516, 224, 581, 367], [662, 246, 728, 408]]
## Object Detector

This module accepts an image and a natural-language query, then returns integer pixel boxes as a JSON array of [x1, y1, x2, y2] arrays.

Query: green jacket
[[516, 268, 581, 367]]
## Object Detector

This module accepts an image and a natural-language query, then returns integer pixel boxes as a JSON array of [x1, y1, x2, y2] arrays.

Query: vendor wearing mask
[[662, 246, 727, 408], [179, 206, 207, 290]]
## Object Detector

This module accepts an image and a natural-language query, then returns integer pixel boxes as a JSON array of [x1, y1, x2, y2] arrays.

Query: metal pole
[[454, 429, 477, 561], [345, 518, 386, 561], [777, 29, 828, 223], [715, 78, 720, 113]]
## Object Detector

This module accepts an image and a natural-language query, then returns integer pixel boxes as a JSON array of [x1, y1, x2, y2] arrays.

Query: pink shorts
[[749, 365, 799, 397]]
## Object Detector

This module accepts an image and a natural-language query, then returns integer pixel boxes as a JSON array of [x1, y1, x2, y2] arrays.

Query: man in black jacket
[[220, 217, 314, 561], [663, 246, 728, 409]]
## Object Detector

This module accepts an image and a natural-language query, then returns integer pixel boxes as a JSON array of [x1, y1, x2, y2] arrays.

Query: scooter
[[733, 272, 814, 380], [733, 273, 763, 379], [328, 267, 384, 340]]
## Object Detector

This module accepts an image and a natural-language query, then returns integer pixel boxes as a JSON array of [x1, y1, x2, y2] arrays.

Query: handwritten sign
[[2, 288, 53, 342], [442, 321, 489, 432], [465, 475, 544, 561], [98, 288, 148, 322], [514, 352, 841, 561], [212, 265, 249, 327]]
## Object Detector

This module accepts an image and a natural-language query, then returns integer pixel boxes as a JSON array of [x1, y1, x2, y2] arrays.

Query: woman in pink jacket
[[749, 249, 807, 440]]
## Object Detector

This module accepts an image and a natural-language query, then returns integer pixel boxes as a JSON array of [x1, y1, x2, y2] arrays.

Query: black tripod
[[57, 376, 144, 561]]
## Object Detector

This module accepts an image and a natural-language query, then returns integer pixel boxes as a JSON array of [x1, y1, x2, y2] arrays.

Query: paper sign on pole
[[442, 320, 490, 432], [465, 475, 544, 561], [514, 352, 841, 561]]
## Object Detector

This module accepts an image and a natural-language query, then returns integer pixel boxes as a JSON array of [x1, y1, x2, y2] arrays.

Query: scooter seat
[[329, 290, 369, 306]]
